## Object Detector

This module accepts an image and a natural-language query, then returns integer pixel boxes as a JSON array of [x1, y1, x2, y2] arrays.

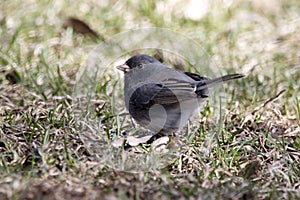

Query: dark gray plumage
[[117, 54, 244, 137]]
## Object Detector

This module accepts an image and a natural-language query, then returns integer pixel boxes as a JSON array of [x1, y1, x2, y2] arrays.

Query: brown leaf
[[238, 160, 261, 179], [63, 17, 104, 41], [5, 69, 21, 84], [153, 50, 164, 63]]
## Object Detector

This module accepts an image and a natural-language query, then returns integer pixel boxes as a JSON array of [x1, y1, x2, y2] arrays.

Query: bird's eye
[[137, 64, 143, 69]]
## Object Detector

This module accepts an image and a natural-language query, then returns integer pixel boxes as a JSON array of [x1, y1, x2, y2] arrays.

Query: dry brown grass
[[0, 0, 299, 199]]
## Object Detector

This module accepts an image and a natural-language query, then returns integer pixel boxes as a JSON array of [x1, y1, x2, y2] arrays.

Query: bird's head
[[116, 54, 159, 73]]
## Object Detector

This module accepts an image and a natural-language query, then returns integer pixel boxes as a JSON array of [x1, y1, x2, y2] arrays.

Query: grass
[[0, 0, 300, 199]]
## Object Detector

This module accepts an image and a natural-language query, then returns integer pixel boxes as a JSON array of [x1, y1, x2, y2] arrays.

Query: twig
[[252, 89, 286, 115]]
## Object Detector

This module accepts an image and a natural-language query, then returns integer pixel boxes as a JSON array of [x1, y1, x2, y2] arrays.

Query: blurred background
[[1, 0, 299, 102]]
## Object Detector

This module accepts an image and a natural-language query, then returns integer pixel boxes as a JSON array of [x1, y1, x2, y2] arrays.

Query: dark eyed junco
[[117, 54, 244, 140]]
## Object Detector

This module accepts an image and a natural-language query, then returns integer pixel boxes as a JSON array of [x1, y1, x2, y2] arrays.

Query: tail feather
[[196, 73, 245, 91]]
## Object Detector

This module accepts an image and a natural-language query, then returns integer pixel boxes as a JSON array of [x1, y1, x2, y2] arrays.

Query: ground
[[0, 0, 299, 199]]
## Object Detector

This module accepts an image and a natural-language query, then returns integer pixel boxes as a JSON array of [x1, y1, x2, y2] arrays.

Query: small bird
[[117, 54, 244, 140]]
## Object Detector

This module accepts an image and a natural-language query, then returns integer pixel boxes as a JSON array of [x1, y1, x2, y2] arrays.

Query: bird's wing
[[129, 79, 197, 106], [184, 72, 210, 82]]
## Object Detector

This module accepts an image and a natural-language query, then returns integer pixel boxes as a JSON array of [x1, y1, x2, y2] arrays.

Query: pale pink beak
[[116, 64, 130, 73]]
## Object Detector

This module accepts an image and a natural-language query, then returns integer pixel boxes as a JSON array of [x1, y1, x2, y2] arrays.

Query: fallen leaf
[[126, 135, 152, 147], [238, 160, 261, 179], [151, 136, 170, 153], [5, 69, 21, 84], [63, 17, 104, 41]]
